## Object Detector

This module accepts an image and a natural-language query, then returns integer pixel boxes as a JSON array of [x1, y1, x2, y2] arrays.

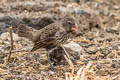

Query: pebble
[[63, 41, 82, 53]]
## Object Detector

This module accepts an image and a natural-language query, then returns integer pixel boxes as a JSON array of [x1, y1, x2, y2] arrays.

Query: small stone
[[63, 41, 82, 53]]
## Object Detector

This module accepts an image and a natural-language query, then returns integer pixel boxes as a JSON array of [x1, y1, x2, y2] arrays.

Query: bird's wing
[[31, 37, 56, 51], [31, 23, 61, 51]]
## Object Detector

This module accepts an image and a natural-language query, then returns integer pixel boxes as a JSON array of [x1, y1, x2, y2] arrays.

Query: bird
[[17, 17, 78, 68]]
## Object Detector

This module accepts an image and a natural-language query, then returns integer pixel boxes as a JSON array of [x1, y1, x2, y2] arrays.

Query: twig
[[111, 69, 120, 79], [61, 45, 71, 60], [7, 26, 14, 62], [99, 59, 120, 61], [61, 45, 74, 73]]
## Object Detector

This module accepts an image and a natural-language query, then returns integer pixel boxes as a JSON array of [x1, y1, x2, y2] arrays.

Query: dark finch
[[17, 17, 78, 68], [17, 17, 78, 51]]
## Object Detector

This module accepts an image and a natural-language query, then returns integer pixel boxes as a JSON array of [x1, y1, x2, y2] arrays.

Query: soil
[[0, 0, 120, 80]]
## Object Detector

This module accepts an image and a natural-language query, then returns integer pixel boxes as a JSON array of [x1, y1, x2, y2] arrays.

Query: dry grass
[[0, 0, 120, 80]]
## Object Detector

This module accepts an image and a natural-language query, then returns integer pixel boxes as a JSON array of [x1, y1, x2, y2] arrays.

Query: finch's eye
[[67, 21, 72, 25]]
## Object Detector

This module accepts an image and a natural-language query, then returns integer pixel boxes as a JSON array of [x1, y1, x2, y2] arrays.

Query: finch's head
[[62, 17, 78, 33]]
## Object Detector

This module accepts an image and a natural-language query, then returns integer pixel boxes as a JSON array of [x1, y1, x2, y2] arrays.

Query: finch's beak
[[72, 24, 78, 32]]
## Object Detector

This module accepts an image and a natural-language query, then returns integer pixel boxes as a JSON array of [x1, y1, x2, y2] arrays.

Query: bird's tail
[[17, 24, 34, 41]]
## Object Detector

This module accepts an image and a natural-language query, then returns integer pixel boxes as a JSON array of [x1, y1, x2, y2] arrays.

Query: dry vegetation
[[0, 0, 120, 80]]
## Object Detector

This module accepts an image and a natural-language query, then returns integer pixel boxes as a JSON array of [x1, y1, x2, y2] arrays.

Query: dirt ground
[[0, 0, 120, 80]]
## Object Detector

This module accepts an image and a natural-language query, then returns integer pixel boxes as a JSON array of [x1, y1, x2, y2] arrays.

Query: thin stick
[[7, 26, 14, 62], [61, 45, 74, 73], [61, 45, 71, 60], [99, 59, 120, 61], [111, 69, 120, 79]]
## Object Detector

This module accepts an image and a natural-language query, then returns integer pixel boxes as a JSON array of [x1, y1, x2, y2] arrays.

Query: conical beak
[[72, 24, 78, 32]]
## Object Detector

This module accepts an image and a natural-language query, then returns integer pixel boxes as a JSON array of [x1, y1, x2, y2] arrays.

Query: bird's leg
[[47, 51, 55, 70], [46, 47, 58, 70]]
